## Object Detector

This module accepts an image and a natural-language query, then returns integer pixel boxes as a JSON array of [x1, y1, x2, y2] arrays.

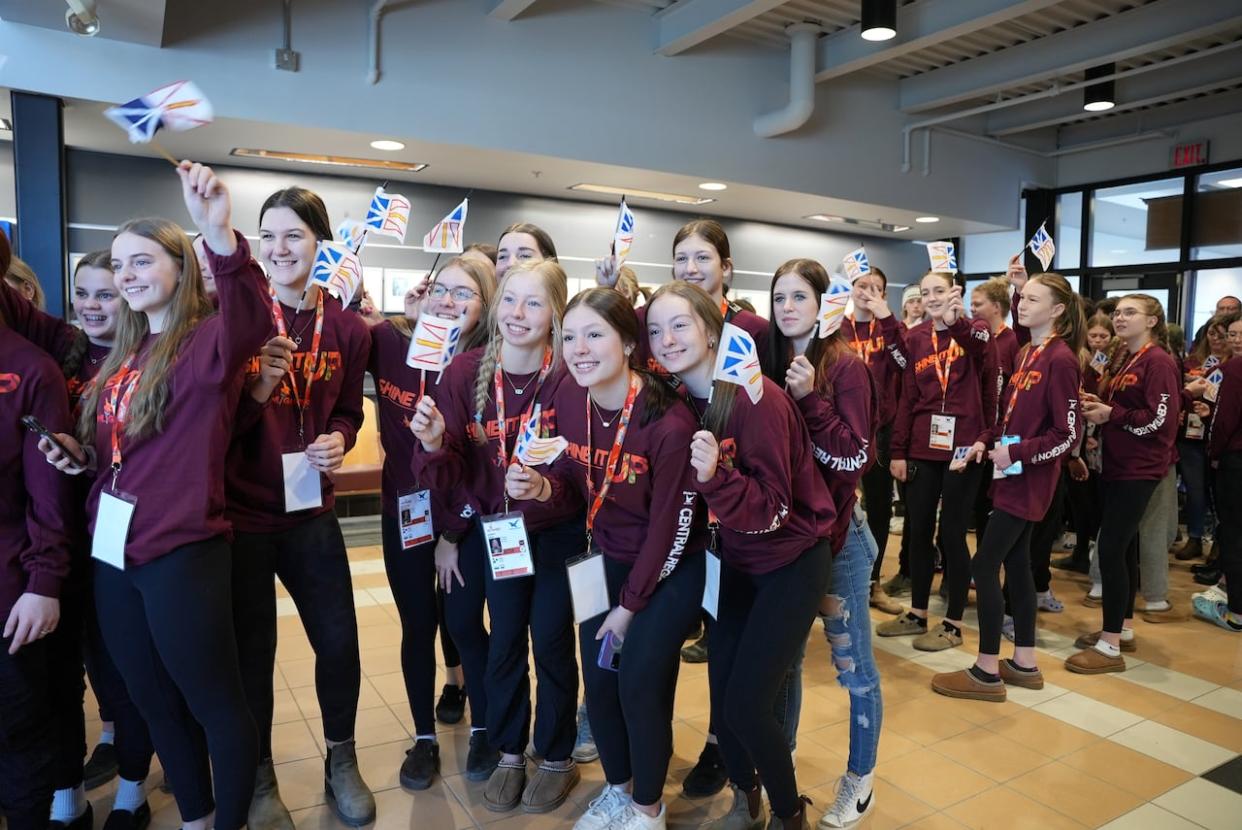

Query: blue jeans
[[1178, 440, 1213, 540]]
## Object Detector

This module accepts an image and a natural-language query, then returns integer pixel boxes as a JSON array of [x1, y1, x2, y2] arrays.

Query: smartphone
[[597, 630, 622, 673], [21, 415, 87, 466]]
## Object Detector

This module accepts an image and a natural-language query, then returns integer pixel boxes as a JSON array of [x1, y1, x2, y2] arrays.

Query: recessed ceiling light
[[891, 225, 910, 232], [230, 148, 427, 172], [1083, 101, 1115, 112], [569, 183, 714, 206], [806, 214, 845, 223], [915, 216, 940, 223], [369, 139, 405, 152], [861, 0, 897, 41], [699, 182, 728, 191]]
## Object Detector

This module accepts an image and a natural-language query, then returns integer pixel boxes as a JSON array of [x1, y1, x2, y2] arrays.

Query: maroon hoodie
[[1208, 357, 1242, 460], [692, 377, 834, 574], [368, 319, 471, 536], [1011, 288, 1030, 346], [0, 327, 74, 617], [892, 317, 1001, 462], [793, 353, 875, 554], [85, 234, 272, 567], [0, 280, 82, 367], [542, 381, 708, 612], [412, 347, 579, 532], [1100, 343, 1180, 481], [67, 342, 111, 414], [989, 338, 1081, 521], [841, 314, 907, 425], [225, 290, 370, 533], [994, 325, 1020, 382], [636, 302, 769, 379]]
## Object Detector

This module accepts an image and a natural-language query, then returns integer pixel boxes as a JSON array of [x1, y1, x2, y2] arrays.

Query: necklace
[[591, 399, 619, 428], [503, 369, 532, 396]]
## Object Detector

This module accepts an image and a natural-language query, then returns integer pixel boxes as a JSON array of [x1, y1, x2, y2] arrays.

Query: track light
[[64, 0, 100, 36], [1083, 64, 1116, 112], [861, 0, 897, 42]]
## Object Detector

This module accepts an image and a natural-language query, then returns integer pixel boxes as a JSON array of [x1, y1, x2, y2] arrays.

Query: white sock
[[51, 785, 87, 822], [705, 734, 718, 746], [98, 729, 115, 746], [1088, 584, 1102, 597], [1145, 600, 1170, 612], [1093, 640, 1121, 658], [414, 733, 438, 743], [1119, 628, 1135, 642], [113, 778, 146, 812], [470, 726, 486, 735]]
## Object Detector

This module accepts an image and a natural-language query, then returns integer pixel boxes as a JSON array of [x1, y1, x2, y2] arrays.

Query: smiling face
[[496, 269, 554, 348], [772, 271, 819, 341], [258, 206, 318, 289], [920, 273, 955, 318], [422, 265, 485, 334], [673, 234, 730, 299], [562, 305, 629, 389], [496, 232, 543, 281], [73, 263, 123, 342], [646, 294, 712, 376], [1087, 324, 1112, 352], [110, 231, 181, 317]]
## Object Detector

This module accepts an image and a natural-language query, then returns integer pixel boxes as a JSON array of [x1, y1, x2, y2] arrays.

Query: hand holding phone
[[597, 630, 622, 672], [22, 415, 88, 467]]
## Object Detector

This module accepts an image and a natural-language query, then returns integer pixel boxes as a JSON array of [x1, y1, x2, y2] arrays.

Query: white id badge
[[702, 551, 721, 620], [1186, 414, 1206, 440], [93, 491, 136, 570], [566, 550, 609, 624], [994, 434, 1024, 477], [282, 452, 323, 513], [398, 489, 434, 549], [481, 512, 535, 580], [929, 414, 956, 452]]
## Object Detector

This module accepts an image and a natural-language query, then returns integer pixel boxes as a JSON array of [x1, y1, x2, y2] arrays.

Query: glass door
[[1085, 271, 1182, 322]]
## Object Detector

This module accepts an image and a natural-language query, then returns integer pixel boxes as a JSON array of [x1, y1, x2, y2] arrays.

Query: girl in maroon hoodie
[[412, 260, 584, 814], [365, 256, 495, 789], [495, 223, 558, 281], [41, 162, 269, 830], [1065, 294, 1181, 674], [1201, 312, 1242, 631], [644, 280, 833, 830], [507, 288, 707, 830], [881, 272, 1000, 652], [225, 186, 373, 830], [932, 273, 1084, 702]]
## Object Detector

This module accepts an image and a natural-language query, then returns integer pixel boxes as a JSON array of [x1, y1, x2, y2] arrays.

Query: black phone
[[21, 415, 87, 466]]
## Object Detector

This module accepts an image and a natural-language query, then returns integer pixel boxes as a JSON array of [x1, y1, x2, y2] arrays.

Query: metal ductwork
[[754, 23, 820, 138]]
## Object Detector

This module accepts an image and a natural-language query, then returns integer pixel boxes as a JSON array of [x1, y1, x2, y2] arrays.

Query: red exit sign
[[1170, 140, 1210, 169]]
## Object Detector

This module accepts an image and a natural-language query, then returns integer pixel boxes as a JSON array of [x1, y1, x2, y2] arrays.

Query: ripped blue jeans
[[774, 505, 883, 775]]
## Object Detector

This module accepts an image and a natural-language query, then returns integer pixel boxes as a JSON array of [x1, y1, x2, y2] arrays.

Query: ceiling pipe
[[924, 125, 1178, 175], [367, 0, 397, 84], [754, 23, 821, 138]]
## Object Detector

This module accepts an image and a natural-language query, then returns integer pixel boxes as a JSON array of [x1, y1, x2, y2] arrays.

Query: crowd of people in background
[[2, 161, 1240, 830]]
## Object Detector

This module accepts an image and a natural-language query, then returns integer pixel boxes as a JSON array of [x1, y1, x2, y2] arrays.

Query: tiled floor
[[78, 532, 1242, 829]]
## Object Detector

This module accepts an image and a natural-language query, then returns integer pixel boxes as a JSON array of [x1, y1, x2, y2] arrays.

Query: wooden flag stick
[[151, 140, 180, 167]]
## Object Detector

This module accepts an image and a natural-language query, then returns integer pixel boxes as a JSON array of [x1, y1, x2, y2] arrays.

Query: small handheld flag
[[336, 218, 368, 252], [819, 276, 853, 338], [364, 186, 411, 243], [512, 404, 570, 465], [423, 198, 469, 254], [927, 241, 957, 274], [1090, 350, 1109, 373], [104, 80, 213, 143], [712, 322, 764, 404], [310, 241, 364, 302], [1027, 222, 1056, 272], [406, 316, 464, 373], [842, 248, 871, 282], [613, 198, 636, 264], [1203, 355, 1221, 371]]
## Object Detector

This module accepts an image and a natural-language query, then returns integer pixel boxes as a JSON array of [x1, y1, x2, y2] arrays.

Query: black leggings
[[0, 639, 54, 830], [861, 425, 893, 581], [972, 510, 1035, 654], [232, 512, 362, 760], [47, 581, 87, 792], [94, 538, 257, 830], [1098, 479, 1160, 633], [905, 459, 984, 619], [580, 552, 705, 806], [442, 524, 490, 731], [712, 541, 830, 820], [83, 592, 154, 782], [381, 514, 460, 737], [1216, 453, 1242, 614], [1067, 470, 1101, 568]]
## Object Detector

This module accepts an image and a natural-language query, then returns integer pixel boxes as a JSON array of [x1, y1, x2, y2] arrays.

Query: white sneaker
[[818, 772, 874, 829], [607, 802, 666, 830], [575, 784, 631, 830]]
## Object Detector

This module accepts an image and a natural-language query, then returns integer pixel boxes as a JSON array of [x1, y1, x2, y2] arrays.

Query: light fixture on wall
[[861, 0, 897, 42], [1083, 64, 1116, 112], [64, 0, 100, 36], [569, 183, 715, 206], [230, 148, 428, 172], [369, 139, 405, 151], [699, 182, 728, 191]]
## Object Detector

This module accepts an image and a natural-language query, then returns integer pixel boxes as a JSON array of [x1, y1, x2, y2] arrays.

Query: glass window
[[1055, 192, 1081, 270], [1090, 178, 1182, 266], [961, 199, 1025, 275], [1192, 168, 1242, 260], [1189, 268, 1242, 337]]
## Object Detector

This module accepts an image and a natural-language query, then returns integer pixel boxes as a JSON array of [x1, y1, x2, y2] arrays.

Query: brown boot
[[1065, 646, 1126, 674], [998, 659, 1044, 690], [1074, 630, 1136, 653], [931, 668, 1006, 702], [1174, 538, 1204, 561], [520, 760, 580, 814], [869, 582, 903, 615], [483, 760, 526, 812]]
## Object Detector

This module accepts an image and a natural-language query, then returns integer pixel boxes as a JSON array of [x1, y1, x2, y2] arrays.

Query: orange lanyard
[[270, 287, 325, 443], [103, 353, 141, 488], [493, 348, 553, 470], [1000, 337, 1052, 433], [585, 373, 640, 539], [929, 327, 959, 409], [1107, 342, 1153, 402], [847, 315, 878, 360]]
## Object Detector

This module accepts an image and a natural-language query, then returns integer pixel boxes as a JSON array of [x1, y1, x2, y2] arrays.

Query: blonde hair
[[615, 266, 641, 306], [471, 259, 568, 434], [5, 256, 45, 310], [1103, 293, 1170, 385], [392, 256, 496, 353], [78, 218, 214, 442], [974, 276, 1011, 317]]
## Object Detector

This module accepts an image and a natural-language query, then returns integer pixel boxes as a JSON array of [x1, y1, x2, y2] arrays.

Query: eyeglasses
[[428, 285, 479, 302], [1111, 308, 1145, 319]]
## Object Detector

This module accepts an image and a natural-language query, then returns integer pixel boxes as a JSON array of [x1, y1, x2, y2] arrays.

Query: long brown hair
[[391, 256, 496, 353], [763, 258, 851, 389], [1028, 272, 1086, 354], [645, 281, 737, 439], [1189, 312, 1231, 365], [259, 187, 332, 242], [78, 218, 214, 442], [672, 219, 732, 288]]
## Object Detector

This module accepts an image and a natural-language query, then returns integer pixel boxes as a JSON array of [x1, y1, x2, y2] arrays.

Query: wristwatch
[[440, 530, 466, 545]]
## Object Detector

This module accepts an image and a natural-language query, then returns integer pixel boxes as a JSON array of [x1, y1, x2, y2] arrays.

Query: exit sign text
[[1171, 140, 1210, 169]]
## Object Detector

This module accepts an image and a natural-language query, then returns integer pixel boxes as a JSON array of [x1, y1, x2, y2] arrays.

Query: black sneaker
[[50, 804, 94, 830], [682, 742, 728, 798], [399, 739, 440, 791], [84, 742, 120, 790], [435, 684, 467, 725], [466, 730, 500, 782], [1194, 568, 1222, 586], [102, 801, 151, 830], [1051, 556, 1089, 574]]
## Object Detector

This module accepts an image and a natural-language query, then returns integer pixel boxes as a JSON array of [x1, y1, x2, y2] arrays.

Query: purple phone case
[[597, 631, 622, 672]]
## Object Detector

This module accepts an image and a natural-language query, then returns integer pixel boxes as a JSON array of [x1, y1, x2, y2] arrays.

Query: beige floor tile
[[1096, 803, 1206, 830], [1193, 686, 1242, 719], [873, 750, 993, 810], [881, 698, 975, 746], [1116, 661, 1221, 701], [274, 755, 330, 810], [370, 671, 412, 706], [981, 710, 1099, 758], [1057, 673, 1183, 719], [1030, 691, 1145, 737], [360, 644, 404, 676], [358, 624, 405, 651], [897, 813, 969, 829], [351, 738, 417, 794], [277, 633, 317, 662], [307, 705, 410, 752], [1108, 719, 1236, 774], [273, 687, 304, 725], [1147, 699, 1242, 753], [943, 786, 1087, 829], [282, 656, 318, 688], [1059, 741, 1192, 800], [1007, 762, 1142, 827], [805, 775, 936, 830], [929, 727, 1054, 783], [272, 719, 324, 763], [291, 677, 386, 720], [1152, 777, 1242, 830], [356, 604, 397, 627], [370, 780, 477, 830]]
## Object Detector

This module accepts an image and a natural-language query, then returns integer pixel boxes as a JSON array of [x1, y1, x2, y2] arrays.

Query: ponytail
[[1030, 273, 1086, 354]]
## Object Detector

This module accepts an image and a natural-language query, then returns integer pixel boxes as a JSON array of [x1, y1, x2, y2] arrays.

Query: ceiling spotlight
[[65, 0, 100, 36], [915, 216, 940, 223], [1083, 64, 1116, 112], [861, 0, 897, 42], [699, 182, 728, 191], [369, 139, 405, 151]]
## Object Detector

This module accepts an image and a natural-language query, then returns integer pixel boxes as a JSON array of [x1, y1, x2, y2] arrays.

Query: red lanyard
[[493, 348, 553, 470], [270, 287, 324, 442], [929, 327, 960, 408], [1107, 341, 1153, 402], [585, 373, 640, 537], [103, 353, 141, 484], [1000, 337, 1053, 433], [847, 315, 878, 360]]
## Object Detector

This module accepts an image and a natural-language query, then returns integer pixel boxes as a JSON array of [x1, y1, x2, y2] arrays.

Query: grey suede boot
[[324, 740, 376, 826], [248, 759, 294, 830]]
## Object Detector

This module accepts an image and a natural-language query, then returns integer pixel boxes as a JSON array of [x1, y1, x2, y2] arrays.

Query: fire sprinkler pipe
[[754, 23, 821, 138], [367, 0, 396, 84]]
